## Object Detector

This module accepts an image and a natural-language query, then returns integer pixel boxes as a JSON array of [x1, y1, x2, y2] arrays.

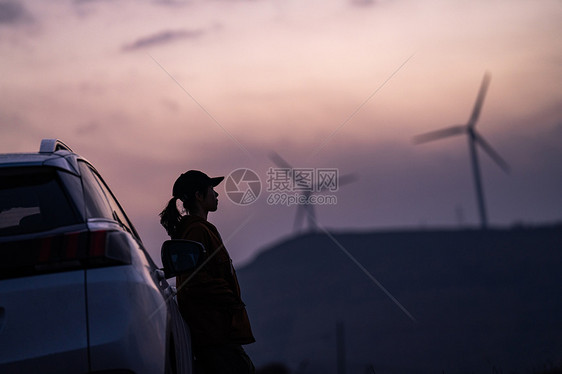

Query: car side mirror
[[161, 239, 205, 279]]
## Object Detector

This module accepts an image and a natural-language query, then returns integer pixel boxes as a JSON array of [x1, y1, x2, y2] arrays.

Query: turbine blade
[[474, 132, 510, 173], [317, 173, 359, 192], [269, 151, 293, 169], [468, 72, 491, 128], [338, 173, 359, 187], [413, 125, 466, 144]]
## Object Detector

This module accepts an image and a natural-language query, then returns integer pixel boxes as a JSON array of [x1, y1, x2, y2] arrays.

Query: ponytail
[[159, 197, 182, 237], [160, 180, 208, 237]]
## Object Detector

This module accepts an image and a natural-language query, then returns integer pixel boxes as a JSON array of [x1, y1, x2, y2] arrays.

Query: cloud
[[122, 29, 204, 51], [0, 1, 32, 25], [152, 0, 190, 7], [349, 0, 378, 7], [75, 121, 101, 135]]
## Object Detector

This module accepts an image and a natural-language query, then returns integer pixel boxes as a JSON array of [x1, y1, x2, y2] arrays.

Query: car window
[[76, 162, 156, 267], [95, 173, 135, 235], [58, 170, 86, 221], [78, 161, 139, 235], [0, 167, 81, 236], [78, 161, 114, 220]]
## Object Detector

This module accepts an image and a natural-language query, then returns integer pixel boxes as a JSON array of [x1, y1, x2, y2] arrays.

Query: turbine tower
[[414, 72, 510, 229], [269, 152, 358, 233]]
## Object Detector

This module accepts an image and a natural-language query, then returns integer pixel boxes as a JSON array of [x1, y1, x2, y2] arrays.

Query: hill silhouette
[[237, 224, 562, 374]]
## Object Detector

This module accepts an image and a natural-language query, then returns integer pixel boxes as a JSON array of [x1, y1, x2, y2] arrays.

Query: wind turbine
[[414, 72, 510, 229], [269, 152, 358, 233]]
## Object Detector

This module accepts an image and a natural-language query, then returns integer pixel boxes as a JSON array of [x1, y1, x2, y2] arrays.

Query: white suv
[[0, 139, 192, 374]]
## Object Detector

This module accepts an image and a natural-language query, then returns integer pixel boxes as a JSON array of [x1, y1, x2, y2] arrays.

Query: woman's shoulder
[[177, 216, 219, 242], [178, 216, 205, 232]]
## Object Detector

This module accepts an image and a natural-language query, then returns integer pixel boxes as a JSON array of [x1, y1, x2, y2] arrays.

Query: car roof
[[0, 139, 88, 176]]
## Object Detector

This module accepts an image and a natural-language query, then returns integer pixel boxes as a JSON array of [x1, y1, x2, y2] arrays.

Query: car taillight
[[0, 230, 132, 280]]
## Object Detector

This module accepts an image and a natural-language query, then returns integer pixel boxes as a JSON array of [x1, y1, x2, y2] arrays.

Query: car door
[[77, 161, 170, 373]]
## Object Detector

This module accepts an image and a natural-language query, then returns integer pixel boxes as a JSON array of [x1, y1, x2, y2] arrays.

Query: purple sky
[[1, 0, 561, 265]]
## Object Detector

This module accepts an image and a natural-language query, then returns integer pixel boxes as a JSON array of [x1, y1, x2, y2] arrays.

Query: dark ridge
[[238, 224, 562, 374]]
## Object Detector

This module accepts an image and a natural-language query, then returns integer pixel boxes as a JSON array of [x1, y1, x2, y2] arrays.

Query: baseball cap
[[172, 170, 224, 199]]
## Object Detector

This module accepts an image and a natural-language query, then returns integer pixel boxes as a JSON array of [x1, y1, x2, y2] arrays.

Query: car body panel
[[87, 265, 167, 374], [0, 271, 89, 373]]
